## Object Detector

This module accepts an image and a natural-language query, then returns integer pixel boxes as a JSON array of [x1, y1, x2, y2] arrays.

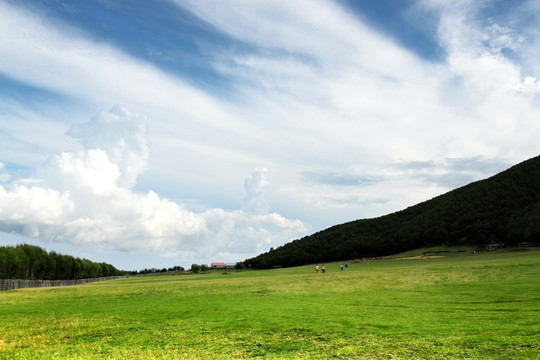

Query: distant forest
[[242, 155, 540, 269], [0, 244, 124, 280]]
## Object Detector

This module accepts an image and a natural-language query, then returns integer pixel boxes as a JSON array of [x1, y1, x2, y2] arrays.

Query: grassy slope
[[0, 249, 539, 359]]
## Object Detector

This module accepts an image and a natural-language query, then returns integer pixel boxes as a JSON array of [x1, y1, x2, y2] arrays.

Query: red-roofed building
[[211, 262, 235, 269]]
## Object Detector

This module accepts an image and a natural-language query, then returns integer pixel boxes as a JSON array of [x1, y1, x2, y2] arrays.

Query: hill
[[242, 155, 540, 269]]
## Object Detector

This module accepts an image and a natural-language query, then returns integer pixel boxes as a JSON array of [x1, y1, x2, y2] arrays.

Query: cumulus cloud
[[242, 168, 269, 214], [0, 184, 73, 236], [66, 105, 149, 189], [0, 107, 308, 260]]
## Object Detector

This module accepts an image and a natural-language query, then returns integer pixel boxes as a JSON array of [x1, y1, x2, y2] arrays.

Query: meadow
[[0, 248, 539, 359]]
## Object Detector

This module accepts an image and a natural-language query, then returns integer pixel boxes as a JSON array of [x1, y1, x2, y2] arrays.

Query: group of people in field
[[315, 263, 347, 274]]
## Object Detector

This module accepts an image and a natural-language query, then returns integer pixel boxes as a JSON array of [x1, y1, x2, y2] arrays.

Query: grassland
[[1, 248, 539, 359]]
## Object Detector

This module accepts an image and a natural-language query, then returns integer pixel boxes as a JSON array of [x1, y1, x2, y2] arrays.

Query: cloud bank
[[0, 106, 308, 261]]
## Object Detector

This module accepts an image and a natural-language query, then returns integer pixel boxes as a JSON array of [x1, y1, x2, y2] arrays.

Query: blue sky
[[1, 0, 539, 271]]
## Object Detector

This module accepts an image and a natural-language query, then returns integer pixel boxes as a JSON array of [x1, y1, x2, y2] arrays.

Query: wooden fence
[[0, 276, 127, 291]]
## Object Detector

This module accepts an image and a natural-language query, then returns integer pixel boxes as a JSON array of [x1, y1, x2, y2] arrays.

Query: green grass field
[[1, 248, 539, 359]]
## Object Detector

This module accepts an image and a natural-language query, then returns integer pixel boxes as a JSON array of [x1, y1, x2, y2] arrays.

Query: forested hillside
[[243, 155, 540, 269], [0, 244, 125, 280]]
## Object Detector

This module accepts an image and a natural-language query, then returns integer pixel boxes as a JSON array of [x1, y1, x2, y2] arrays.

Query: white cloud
[[242, 168, 269, 214], [66, 105, 148, 189], [0, 1, 258, 142], [0, 106, 307, 261], [0, 184, 73, 236], [429, 0, 540, 93]]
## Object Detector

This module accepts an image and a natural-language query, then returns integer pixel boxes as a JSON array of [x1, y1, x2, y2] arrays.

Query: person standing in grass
[[322, 264, 326, 274], [316, 265, 319, 274], [340, 264, 343, 271]]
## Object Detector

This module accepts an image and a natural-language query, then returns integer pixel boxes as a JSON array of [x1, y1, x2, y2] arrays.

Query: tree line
[[132, 265, 185, 275], [241, 154, 540, 269], [0, 244, 125, 280], [131, 264, 240, 275]]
